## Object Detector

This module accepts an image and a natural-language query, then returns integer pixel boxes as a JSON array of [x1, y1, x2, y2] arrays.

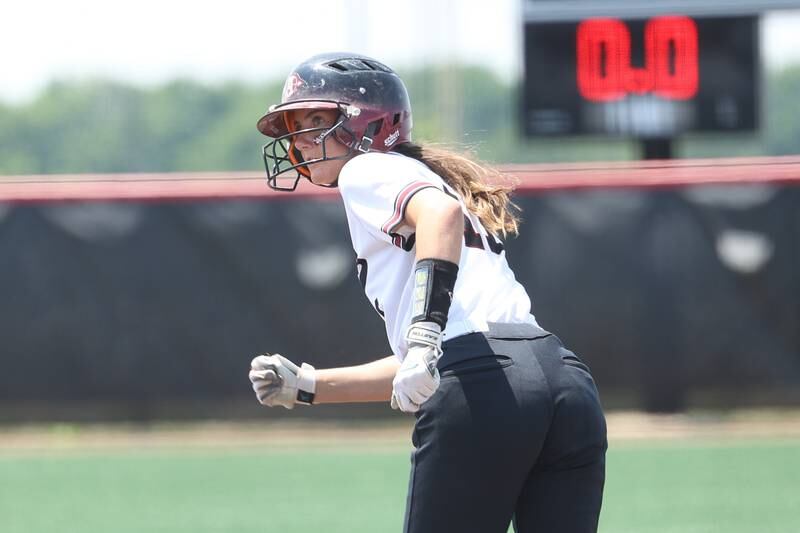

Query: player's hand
[[249, 353, 316, 409], [391, 322, 443, 413]]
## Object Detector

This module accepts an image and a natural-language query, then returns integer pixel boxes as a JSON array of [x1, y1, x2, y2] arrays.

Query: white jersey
[[338, 151, 538, 361]]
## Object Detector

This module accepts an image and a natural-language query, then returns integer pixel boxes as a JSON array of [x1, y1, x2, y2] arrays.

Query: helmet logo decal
[[384, 130, 400, 147], [282, 73, 307, 101]]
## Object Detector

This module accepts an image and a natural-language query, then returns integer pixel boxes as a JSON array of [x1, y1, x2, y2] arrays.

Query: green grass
[[600, 440, 800, 533], [1, 439, 798, 533]]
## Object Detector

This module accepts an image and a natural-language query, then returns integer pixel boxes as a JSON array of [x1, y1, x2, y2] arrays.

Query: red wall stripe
[[1, 156, 799, 204]]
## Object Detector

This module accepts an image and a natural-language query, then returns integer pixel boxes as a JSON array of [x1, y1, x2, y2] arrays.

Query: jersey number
[[463, 215, 503, 254], [356, 258, 385, 318]]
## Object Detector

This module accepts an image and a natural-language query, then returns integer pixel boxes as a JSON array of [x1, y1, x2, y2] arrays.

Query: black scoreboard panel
[[522, 15, 759, 137]]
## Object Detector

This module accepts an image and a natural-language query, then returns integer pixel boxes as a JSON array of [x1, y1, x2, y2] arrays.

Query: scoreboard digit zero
[[522, 2, 761, 137], [576, 16, 700, 102]]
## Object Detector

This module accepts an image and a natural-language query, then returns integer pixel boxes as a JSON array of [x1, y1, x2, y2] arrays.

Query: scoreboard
[[521, 0, 771, 137]]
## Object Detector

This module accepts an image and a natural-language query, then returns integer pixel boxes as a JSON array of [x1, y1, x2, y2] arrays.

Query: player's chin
[[308, 173, 329, 186], [308, 168, 338, 187]]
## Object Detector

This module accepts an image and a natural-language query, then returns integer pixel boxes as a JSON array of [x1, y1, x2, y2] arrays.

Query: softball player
[[249, 52, 607, 533]]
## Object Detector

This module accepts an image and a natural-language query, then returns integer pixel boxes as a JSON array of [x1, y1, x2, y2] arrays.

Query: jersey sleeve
[[338, 154, 441, 246]]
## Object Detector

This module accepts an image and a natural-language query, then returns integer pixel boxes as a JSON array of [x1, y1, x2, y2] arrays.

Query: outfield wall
[[1, 157, 799, 421]]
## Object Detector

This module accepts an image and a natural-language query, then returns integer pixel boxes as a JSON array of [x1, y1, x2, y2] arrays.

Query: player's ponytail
[[393, 143, 521, 238]]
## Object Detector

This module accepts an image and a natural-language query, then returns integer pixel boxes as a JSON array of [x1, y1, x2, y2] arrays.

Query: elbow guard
[[410, 258, 459, 329]]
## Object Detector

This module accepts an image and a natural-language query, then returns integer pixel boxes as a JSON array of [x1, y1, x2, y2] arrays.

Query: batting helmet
[[257, 52, 413, 191]]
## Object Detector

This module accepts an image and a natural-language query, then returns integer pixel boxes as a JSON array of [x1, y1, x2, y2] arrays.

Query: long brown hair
[[393, 143, 521, 238]]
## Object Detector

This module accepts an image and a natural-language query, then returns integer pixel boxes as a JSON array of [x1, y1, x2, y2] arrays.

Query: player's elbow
[[438, 198, 464, 234], [405, 188, 463, 233], [418, 194, 463, 236]]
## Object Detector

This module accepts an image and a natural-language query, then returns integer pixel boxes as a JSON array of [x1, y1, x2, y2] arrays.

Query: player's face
[[288, 109, 350, 186]]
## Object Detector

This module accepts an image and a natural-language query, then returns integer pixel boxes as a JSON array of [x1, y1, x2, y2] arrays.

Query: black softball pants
[[402, 323, 607, 533]]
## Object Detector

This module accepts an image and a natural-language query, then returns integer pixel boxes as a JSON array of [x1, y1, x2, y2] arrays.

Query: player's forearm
[[313, 355, 400, 403]]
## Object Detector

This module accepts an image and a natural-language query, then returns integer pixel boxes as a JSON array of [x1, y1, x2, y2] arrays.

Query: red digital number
[[577, 16, 699, 102]]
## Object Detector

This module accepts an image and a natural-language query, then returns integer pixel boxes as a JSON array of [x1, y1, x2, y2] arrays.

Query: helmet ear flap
[[367, 118, 384, 137], [355, 119, 384, 152], [334, 127, 355, 148]]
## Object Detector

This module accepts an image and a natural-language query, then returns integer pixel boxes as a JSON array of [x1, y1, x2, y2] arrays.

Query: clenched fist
[[249, 353, 316, 409]]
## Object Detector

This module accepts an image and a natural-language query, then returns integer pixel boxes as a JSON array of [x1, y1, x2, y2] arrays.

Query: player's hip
[[436, 322, 603, 417]]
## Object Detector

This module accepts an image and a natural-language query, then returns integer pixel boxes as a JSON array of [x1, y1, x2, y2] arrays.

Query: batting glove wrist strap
[[405, 321, 443, 362], [296, 363, 317, 405]]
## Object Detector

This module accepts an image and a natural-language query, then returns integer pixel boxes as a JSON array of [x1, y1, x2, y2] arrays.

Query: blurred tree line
[[1, 64, 799, 175]]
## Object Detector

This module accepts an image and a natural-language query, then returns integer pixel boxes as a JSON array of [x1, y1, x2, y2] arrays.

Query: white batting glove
[[391, 322, 443, 413], [249, 354, 316, 409]]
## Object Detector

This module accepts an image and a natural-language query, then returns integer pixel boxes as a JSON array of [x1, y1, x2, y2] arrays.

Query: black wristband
[[410, 258, 459, 329], [296, 390, 315, 405]]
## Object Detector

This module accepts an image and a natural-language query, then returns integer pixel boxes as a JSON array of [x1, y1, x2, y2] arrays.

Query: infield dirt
[[2, 409, 800, 454]]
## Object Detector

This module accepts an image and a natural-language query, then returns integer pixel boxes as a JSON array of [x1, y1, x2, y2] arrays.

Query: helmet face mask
[[261, 101, 358, 191], [257, 53, 413, 191]]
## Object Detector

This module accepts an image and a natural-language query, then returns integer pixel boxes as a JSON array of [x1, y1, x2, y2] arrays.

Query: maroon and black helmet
[[257, 52, 413, 191]]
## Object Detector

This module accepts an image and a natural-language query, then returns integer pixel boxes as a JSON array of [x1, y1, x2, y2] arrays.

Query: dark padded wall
[[1, 185, 797, 421]]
